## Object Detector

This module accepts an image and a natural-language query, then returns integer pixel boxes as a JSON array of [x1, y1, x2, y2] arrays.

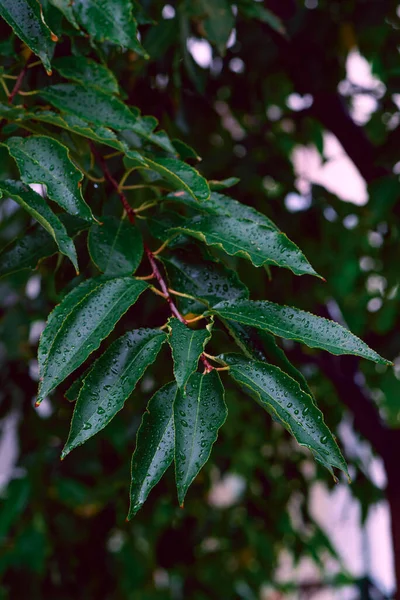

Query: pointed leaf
[[38, 278, 101, 376], [5, 136, 95, 221], [37, 277, 148, 403], [72, 0, 147, 57], [0, 179, 78, 272], [174, 371, 227, 505], [210, 299, 391, 365], [171, 216, 319, 277], [224, 354, 348, 476], [168, 318, 213, 389], [195, 0, 234, 54], [145, 158, 210, 201], [169, 191, 278, 230], [88, 216, 143, 276], [161, 248, 249, 314], [223, 320, 313, 398], [0, 215, 89, 279], [48, 0, 79, 28], [0, 0, 56, 73], [62, 328, 167, 456], [40, 84, 139, 131], [128, 382, 177, 518], [52, 56, 119, 94]]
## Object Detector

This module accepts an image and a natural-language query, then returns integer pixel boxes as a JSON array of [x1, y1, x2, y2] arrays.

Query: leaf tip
[[34, 399, 41, 408]]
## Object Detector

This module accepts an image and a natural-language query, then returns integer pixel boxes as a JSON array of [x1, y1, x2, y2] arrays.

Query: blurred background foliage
[[1, 0, 400, 598]]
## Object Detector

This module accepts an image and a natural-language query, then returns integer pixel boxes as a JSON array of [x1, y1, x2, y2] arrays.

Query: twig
[[91, 142, 215, 373], [9, 53, 32, 104], [89, 141, 136, 223]]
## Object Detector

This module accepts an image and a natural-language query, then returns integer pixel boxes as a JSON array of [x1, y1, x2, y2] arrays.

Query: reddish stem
[[92, 144, 214, 373], [89, 141, 136, 223], [8, 57, 32, 104]]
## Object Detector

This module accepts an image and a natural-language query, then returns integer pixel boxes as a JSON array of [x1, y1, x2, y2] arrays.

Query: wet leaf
[[128, 382, 177, 518], [167, 318, 213, 389], [211, 300, 392, 364], [145, 157, 210, 201], [223, 320, 313, 398], [5, 136, 95, 221], [161, 248, 249, 314], [52, 56, 119, 94], [72, 0, 147, 56], [0, 215, 88, 278], [62, 328, 166, 456], [169, 191, 279, 230], [40, 84, 138, 131], [37, 277, 148, 403], [225, 354, 348, 476], [174, 371, 227, 505], [88, 216, 143, 276], [0, 180, 78, 272], [0, 0, 56, 73], [171, 216, 319, 277]]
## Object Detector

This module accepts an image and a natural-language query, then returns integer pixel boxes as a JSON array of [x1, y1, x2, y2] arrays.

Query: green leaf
[[167, 318, 213, 389], [72, 0, 148, 57], [88, 216, 143, 276], [189, 0, 234, 54], [223, 320, 313, 398], [0, 104, 128, 153], [48, 0, 79, 28], [209, 177, 240, 191], [174, 371, 227, 505], [40, 84, 139, 131], [162, 248, 248, 314], [237, 0, 285, 34], [224, 354, 348, 477], [52, 56, 119, 94], [169, 191, 279, 230], [37, 277, 148, 403], [211, 300, 392, 365], [145, 158, 210, 201], [62, 328, 167, 456], [38, 278, 101, 376], [4, 136, 95, 222], [128, 382, 177, 518], [130, 116, 176, 154], [0, 0, 56, 73], [171, 216, 319, 277], [0, 214, 88, 279], [0, 179, 78, 272]]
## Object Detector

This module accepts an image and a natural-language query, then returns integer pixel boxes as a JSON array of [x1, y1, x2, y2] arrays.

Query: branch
[[91, 144, 214, 374]]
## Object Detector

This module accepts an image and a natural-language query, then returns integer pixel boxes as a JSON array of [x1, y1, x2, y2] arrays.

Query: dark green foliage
[[0, 0, 398, 596]]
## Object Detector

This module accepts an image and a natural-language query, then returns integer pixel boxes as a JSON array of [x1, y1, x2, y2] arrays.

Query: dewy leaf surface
[[162, 248, 249, 314], [5, 136, 94, 221], [48, 0, 79, 28], [224, 354, 348, 476], [174, 371, 227, 505], [62, 328, 167, 456], [52, 56, 119, 94], [146, 158, 210, 201], [38, 278, 102, 376], [72, 0, 147, 56], [169, 191, 279, 230], [211, 300, 391, 364], [167, 318, 213, 389], [128, 382, 177, 518], [0, 180, 78, 272], [37, 277, 148, 403], [171, 216, 319, 276], [223, 319, 313, 398], [0, 215, 88, 279], [40, 84, 138, 131], [88, 216, 143, 276], [0, 0, 55, 73]]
